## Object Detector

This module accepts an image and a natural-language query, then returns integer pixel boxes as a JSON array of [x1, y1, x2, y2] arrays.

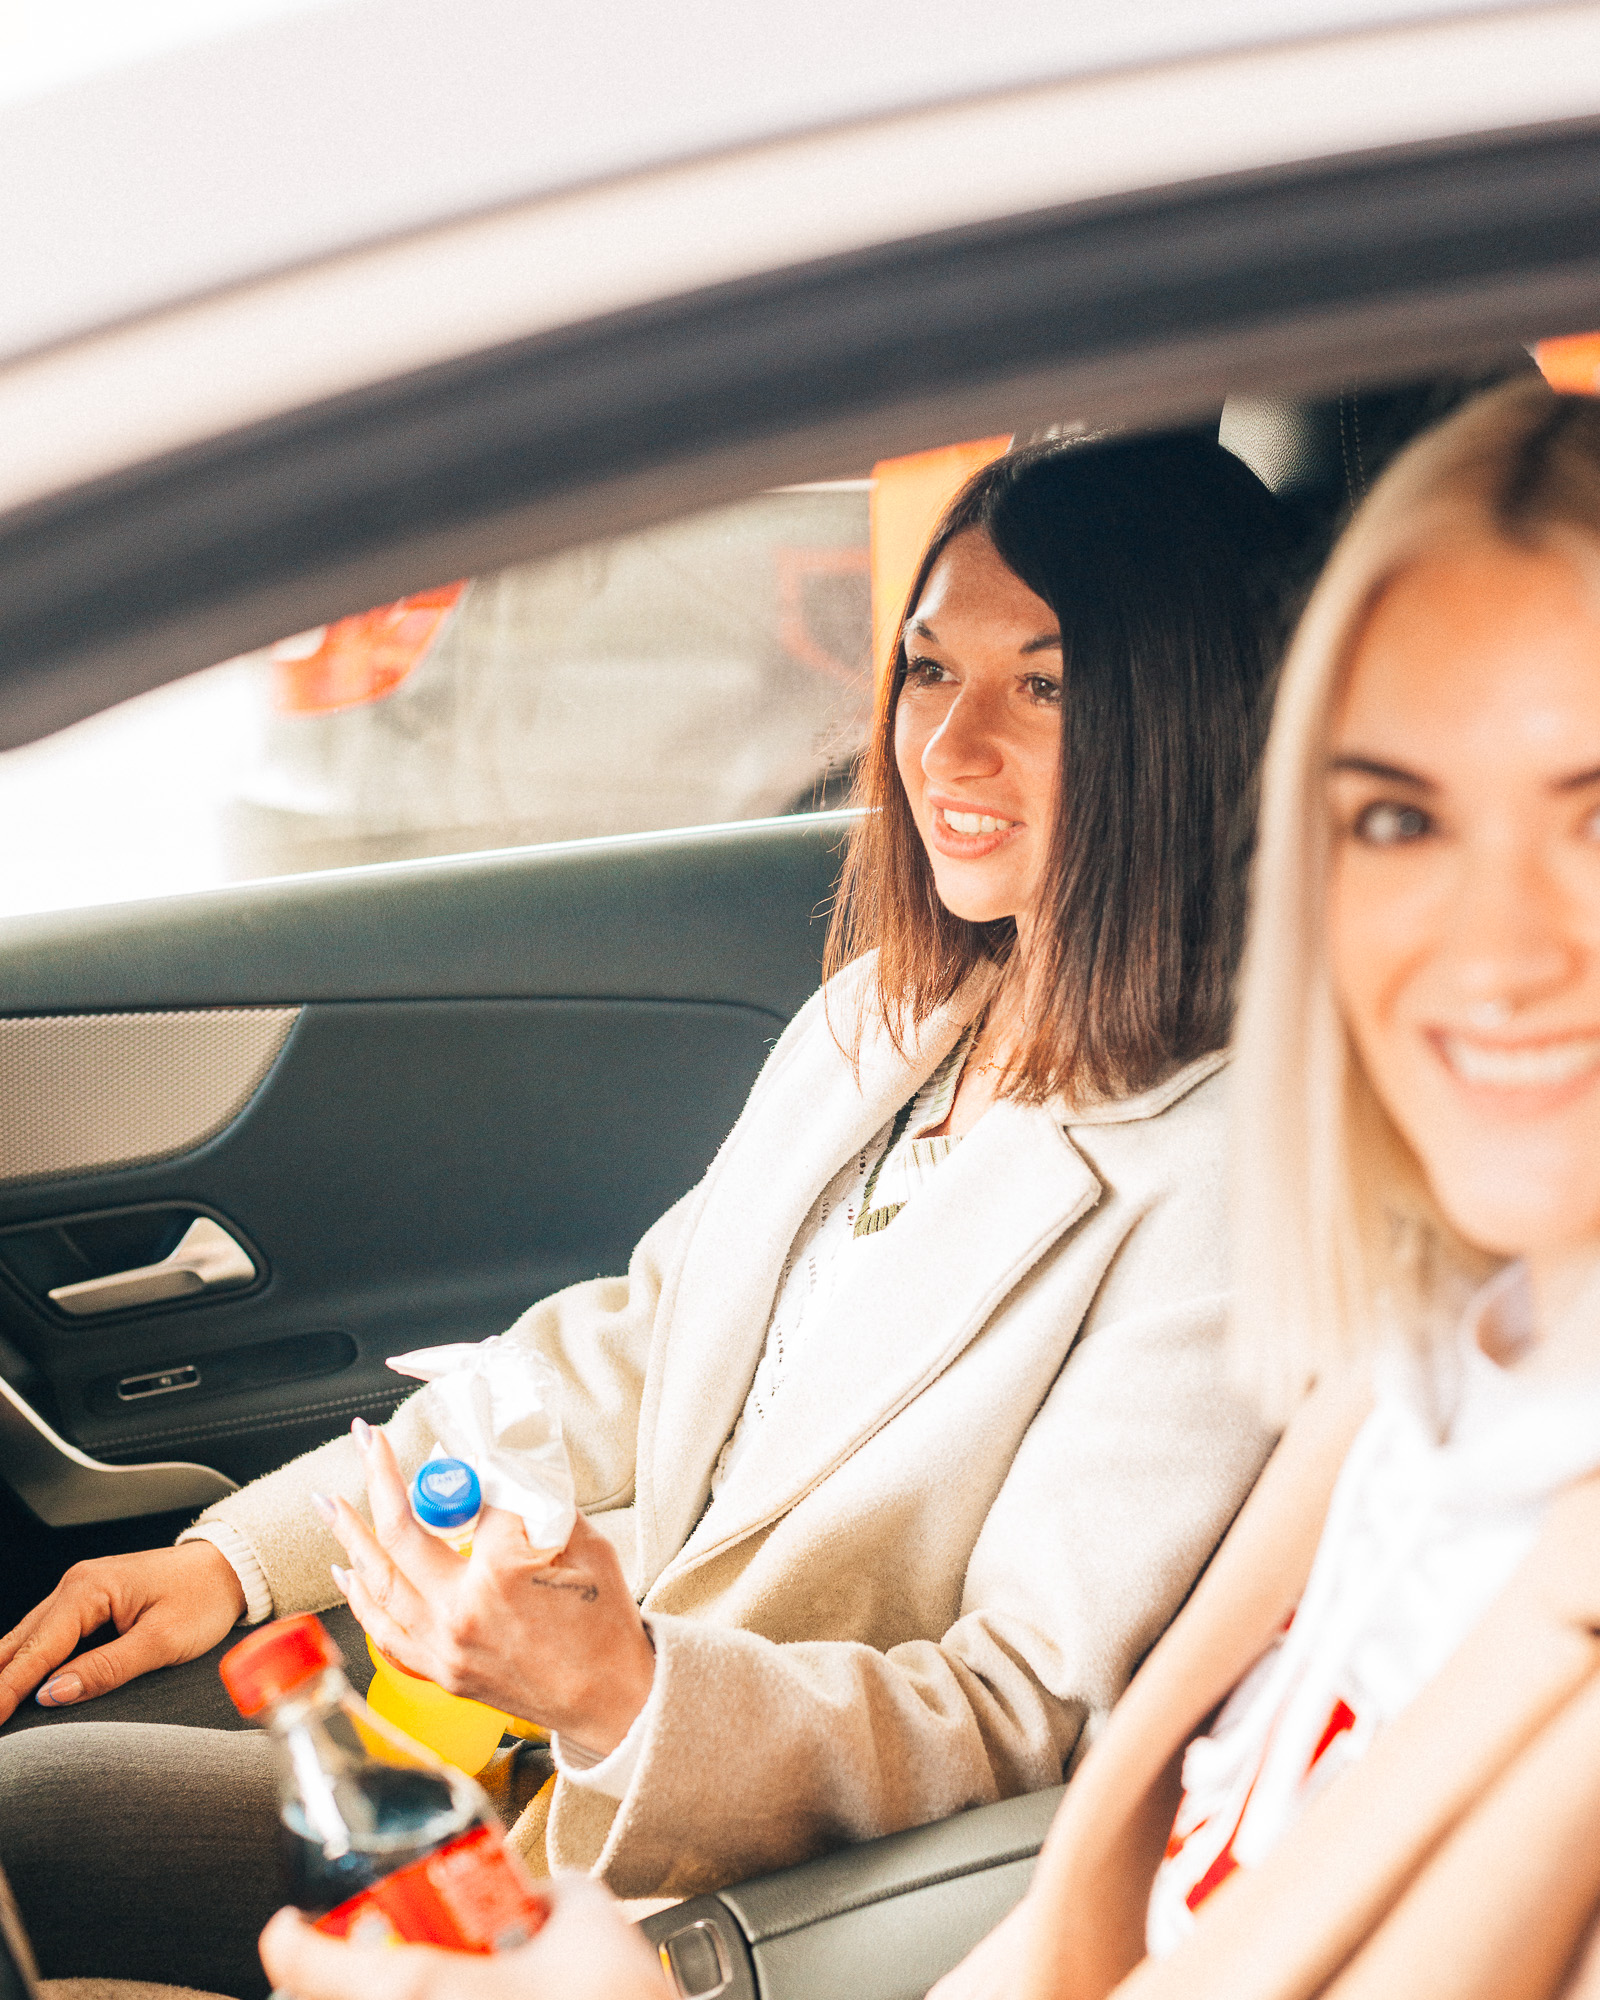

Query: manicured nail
[[331, 1564, 352, 1595], [311, 1492, 337, 1525], [352, 1419, 372, 1449], [36, 1673, 81, 1707]]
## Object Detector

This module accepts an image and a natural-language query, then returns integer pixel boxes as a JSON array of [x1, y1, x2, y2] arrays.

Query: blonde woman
[[921, 377, 1600, 2000]]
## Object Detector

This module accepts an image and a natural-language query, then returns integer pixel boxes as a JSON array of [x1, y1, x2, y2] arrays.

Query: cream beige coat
[[195, 962, 1276, 1898]]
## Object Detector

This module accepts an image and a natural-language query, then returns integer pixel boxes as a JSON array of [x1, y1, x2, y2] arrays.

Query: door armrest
[[639, 1783, 1064, 2000]]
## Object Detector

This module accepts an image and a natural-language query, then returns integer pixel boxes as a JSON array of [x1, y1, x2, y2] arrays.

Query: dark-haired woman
[[1, 435, 1290, 1998]]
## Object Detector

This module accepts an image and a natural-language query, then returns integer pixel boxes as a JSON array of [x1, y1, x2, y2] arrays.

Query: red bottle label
[[315, 1824, 546, 1952]]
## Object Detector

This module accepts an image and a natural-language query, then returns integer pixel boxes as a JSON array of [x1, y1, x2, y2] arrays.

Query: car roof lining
[[0, 121, 1597, 751]]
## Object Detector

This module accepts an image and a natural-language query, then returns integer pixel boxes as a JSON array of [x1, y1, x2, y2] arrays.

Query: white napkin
[[386, 1336, 577, 1556]]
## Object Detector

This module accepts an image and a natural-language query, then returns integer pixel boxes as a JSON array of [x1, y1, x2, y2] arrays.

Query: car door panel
[[0, 815, 841, 1508], [0, 813, 842, 1012], [2, 996, 784, 1487]]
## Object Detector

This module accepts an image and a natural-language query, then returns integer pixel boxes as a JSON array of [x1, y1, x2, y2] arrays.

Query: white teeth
[[943, 810, 1015, 836], [1441, 1035, 1600, 1088]]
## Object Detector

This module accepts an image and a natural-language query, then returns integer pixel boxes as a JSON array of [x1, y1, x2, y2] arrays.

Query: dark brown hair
[[825, 431, 1296, 1103]]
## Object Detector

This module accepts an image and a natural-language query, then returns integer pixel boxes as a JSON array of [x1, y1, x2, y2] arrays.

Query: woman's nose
[[1443, 845, 1579, 1013], [921, 689, 1003, 780]]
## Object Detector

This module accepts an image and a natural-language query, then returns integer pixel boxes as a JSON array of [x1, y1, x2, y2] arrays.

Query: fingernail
[[36, 1673, 81, 1707], [351, 1418, 372, 1449], [311, 1492, 337, 1524], [331, 1564, 351, 1594]]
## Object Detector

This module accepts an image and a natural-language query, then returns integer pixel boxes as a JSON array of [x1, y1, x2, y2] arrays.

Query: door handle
[[48, 1216, 256, 1317]]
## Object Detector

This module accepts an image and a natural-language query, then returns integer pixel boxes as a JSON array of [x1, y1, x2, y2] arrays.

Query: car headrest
[[1220, 348, 1543, 518]]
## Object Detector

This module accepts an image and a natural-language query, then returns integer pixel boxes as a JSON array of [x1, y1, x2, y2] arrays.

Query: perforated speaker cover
[[0, 1007, 299, 1186]]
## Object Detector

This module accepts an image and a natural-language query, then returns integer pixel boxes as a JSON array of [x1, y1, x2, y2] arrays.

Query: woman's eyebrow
[[1021, 634, 1063, 654], [1552, 762, 1600, 793], [1327, 754, 1436, 788]]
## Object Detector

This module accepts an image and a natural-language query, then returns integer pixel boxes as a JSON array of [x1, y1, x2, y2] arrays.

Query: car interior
[[0, 361, 1540, 1996], [4, 99, 1600, 2000]]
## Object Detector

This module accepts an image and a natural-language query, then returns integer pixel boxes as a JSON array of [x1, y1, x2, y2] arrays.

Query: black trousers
[[0, 1606, 552, 2000], [0, 1720, 282, 2000]]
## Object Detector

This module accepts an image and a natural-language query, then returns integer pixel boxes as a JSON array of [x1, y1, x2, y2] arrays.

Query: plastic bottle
[[411, 1456, 483, 1552], [220, 1612, 547, 1949], [362, 1457, 513, 1775]]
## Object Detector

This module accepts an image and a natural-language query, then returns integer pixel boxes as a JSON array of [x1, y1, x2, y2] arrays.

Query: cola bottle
[[220, 1613, 546, 1950]]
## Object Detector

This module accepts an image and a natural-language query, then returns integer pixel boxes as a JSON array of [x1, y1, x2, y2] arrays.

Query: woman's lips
[[928, 804, 1021, 859], [1430, 1029, 1600, 1112]]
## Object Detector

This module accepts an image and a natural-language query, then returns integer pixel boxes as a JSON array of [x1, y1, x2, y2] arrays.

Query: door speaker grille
[[0, 1008, 299, 1185]]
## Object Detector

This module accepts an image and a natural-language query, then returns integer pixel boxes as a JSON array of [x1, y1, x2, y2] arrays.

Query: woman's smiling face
[[1328, 536, 1600, 1268], [893, 528, 1063, 939]]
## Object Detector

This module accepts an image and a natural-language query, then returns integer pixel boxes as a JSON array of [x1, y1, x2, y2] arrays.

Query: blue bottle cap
[[412, 1457, 481, 1530]]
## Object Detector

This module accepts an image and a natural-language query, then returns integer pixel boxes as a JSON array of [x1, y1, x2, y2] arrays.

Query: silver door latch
[[48, 1216, 256, 1317]]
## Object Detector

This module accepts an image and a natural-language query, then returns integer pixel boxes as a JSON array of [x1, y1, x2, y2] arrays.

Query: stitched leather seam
[[88, 1386, 405, 1455]]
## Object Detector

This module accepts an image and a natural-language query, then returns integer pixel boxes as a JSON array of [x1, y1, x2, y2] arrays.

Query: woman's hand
[[324, 1421, 655, 1754], [259, 1874, 665, 2000], [0, 1541, 246, 1723]]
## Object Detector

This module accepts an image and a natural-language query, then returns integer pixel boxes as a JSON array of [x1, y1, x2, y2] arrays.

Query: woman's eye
[[1353, 800, 1431, 845], [1025, 675, 1062, 706], [903, 656, 947, 687]]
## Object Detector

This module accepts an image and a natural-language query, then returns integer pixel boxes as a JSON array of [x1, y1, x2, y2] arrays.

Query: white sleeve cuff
[[551, 1631, 660, 1802], [553, 1715, 647, 1801], [178, 1520, 275, 1625]]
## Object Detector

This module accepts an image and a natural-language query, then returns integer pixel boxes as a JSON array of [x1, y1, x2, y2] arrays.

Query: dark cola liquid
[[278, 1764, 476, 1916]]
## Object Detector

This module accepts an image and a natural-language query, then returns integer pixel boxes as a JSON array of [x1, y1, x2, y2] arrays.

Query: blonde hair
[[1233, 377, 1600, 1418]]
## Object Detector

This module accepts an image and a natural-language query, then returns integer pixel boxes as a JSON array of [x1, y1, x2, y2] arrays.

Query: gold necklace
[[967, 997, 1026, 1080]]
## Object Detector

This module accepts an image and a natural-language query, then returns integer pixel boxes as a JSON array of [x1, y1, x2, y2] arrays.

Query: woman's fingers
[[349, 1425, 463, 1585], [467, 1504, 548, 1567], [511, 1874, 665, 1994], [258, 1881, 662, 2000], [34, 1605, 204, 1706], [331, 1562, 438, 1683], [321, 1494, 437, 1631], [359, 1424, 427, 1541], [258, 1909, 478, 2000], [0, 1542, 243, 1721], [0, 1592, 100, 1721]]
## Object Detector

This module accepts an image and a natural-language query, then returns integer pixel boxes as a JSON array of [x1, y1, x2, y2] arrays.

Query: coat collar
[[669, 1094, 1102, 1578], [631, 969, 981, 1585], [631, 973, 1226, 1588], [1063, 1048, 1228, 1126]]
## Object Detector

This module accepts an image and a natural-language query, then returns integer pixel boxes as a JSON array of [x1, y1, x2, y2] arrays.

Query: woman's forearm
[[1320, 1664, 1600, 2000], [1017, 1370, 1372, 2000], [1111, 1572, 1600, 2000]]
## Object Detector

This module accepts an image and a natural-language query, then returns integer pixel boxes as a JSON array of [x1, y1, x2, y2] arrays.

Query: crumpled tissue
[[386, 1335, 577, 1557]]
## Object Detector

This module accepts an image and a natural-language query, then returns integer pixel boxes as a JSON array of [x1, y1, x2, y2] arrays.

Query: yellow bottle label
[[364, 1634, 509, 1775]]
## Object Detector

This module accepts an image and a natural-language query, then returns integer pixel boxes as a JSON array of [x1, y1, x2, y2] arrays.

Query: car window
[[0, 484, 873, 917], [0, 435, 1027, 918]]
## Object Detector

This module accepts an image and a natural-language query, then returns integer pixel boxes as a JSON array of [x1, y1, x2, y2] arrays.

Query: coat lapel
[[632, 978, 981, 1584], [666, 1094, 1102, 1578]]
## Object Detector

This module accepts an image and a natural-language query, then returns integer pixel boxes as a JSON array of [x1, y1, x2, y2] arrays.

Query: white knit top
[[1146, 1261, 1600, 1959], [709, 1023, 975, 1496]]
